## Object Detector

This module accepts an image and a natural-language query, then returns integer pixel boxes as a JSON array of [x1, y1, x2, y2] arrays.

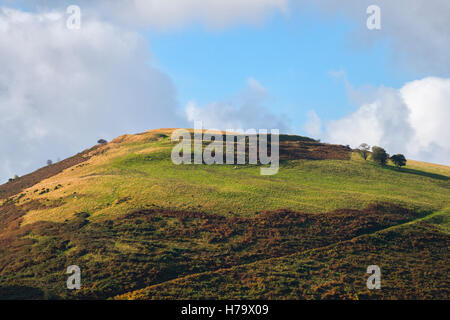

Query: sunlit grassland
[[406, 159, 450, 176], [2, 130, 449, 300], [18, 133, 449, 226], [414, 206, 450, 234]]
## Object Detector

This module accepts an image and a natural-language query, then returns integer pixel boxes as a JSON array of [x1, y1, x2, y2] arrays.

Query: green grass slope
[[0, 129, 448, 299]]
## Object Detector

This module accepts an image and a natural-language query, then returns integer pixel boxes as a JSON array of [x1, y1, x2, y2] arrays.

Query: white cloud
[[324, 77, 450, 165], [13, 0, 450, 73], [307, 0, 450, 74], [401, 78, 450, 162], [0, 8, 184, 182], [14, 1, 449, 73], [111, 0, 288, 29], [303, 110, 322, 138], [185, 78, 290, 131], [11, 0, 288, 30], [117, 0, 449, 73]]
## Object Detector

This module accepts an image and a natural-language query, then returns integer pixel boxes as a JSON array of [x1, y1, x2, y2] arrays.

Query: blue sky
[[0, 1, 449, 181], [145, 9, 404, 135]]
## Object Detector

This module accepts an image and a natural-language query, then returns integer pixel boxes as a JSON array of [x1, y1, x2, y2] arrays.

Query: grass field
[[14, 131, 450, 223], [0, 129, 448, 299]]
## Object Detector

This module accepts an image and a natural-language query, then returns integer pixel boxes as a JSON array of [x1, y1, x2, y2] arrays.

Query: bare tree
[[358, 143, 371, 160]]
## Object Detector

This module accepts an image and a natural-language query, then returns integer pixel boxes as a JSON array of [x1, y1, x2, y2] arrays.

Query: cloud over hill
[[0, 8, 183, 182], [322, 77, 450, 165]]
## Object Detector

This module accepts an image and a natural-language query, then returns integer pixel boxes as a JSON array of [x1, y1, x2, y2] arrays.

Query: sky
[[0, 0, 449, 182]]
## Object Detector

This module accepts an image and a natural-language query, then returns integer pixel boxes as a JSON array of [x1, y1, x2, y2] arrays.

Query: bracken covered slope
[[0, 129, 448, 299]]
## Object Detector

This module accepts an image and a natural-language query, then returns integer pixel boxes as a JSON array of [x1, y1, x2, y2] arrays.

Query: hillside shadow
[[0, 285, 47, 300], [384, 165, 449, 181]]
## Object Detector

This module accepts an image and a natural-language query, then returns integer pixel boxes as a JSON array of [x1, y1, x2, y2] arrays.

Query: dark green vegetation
[[0, 129, 448, 299], [371, 146, 389, 166], [391, 154, 407, 169], [0, 203, 427, 299], [121, 221, 448, 300]]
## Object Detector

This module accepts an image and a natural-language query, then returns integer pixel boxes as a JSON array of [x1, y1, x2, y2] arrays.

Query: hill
[[0, 129, 448, 299]]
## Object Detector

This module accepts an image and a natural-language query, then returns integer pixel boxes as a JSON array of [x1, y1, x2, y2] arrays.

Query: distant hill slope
[[0, 145, 100, 200], [0, 129, 448, 299]]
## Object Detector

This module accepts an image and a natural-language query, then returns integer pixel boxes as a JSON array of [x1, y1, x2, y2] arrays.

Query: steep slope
[[0, 129, 448, 299], [0, 145, 100, 200], [117, 208, 450, 300]]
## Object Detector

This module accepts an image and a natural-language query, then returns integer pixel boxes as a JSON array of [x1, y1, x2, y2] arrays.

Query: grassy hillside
[[0, 129, 448, 299]]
